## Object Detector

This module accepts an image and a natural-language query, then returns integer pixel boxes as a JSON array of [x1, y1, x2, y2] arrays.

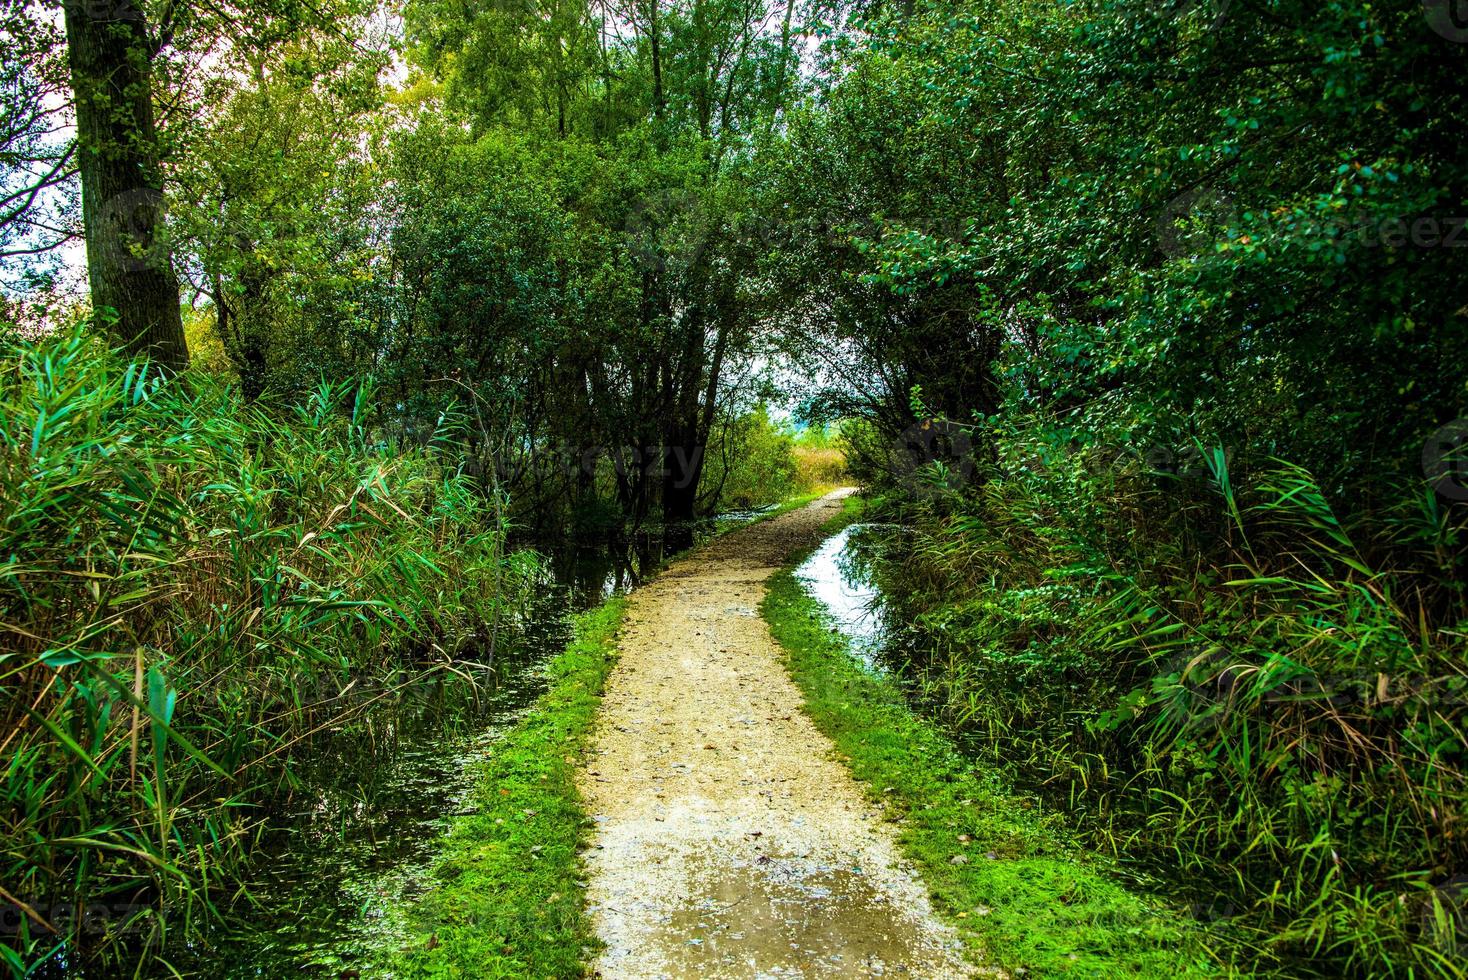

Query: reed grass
[[855, 421, 1468, 977], [0, 325, 532, 973]]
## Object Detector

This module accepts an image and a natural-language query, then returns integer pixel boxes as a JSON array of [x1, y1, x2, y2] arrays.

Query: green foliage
[[773, 0, 1468, 496], [763, 497, 1209, 977], [10, 0, 1467, 971], [0, 325, 530, 972], [169, 7, 388, 399], [395, 597, 627, 979], [0, 0, 69, 284], [702, 405, 800, 509], [756, 4, 1468, 970], [859, 422, 1468, 977]]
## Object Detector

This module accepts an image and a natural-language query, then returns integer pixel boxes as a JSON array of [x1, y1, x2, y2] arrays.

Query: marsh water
[[793, 523, 892, 672], [36, 512, 771, 980]]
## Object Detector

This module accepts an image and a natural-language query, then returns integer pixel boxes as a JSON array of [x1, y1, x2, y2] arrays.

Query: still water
[[793, 523, 890, 672]]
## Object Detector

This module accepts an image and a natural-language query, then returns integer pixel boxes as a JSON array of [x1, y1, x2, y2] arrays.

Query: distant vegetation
[[705, 410, 848, 510]]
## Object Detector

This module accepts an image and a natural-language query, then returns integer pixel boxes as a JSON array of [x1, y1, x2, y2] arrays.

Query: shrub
[[702, 405, 800, 510], [858, 415, 1468, 977]]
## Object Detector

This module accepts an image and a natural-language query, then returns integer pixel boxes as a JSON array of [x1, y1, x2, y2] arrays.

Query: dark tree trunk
[[647, 0, 665, 119], [660, 327, 727, 525], [661, 422, 703, 523], [230, 253, 270, 401], [63, 0, 187, 371]]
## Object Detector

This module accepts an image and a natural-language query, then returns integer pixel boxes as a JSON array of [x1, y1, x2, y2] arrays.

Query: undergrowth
[[852, 417, 1468, 977]]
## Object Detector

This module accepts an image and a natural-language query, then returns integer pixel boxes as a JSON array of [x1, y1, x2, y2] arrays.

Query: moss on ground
[[761, 497, 1215, 978], [394, 597, 626, 978]]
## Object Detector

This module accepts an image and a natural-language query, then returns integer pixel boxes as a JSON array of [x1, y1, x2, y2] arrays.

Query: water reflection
[[794, 524, 890, 672], [797, 521, 1244, 939], [544, 506, 776, 605]]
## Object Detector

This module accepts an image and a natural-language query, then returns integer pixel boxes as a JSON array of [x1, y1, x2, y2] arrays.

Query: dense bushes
[[769, 0, 1468, 502], [0, 327, 533, 971], [857, 421, 1468, 976]]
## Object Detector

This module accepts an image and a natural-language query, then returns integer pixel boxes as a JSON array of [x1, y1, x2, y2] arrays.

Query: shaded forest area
[[2, 0, 1467, 974]]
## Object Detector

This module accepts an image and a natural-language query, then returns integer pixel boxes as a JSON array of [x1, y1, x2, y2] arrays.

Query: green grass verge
[[762, 498, 1215, 978], [393, 597, 627, 978]]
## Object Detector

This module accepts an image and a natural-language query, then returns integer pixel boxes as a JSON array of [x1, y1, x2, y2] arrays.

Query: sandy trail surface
[[579, 490, 974, 978]]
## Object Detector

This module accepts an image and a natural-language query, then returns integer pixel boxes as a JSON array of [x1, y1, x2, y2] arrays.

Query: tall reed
[[857, 417, 1468, 977], [0, 326, 532, 973]]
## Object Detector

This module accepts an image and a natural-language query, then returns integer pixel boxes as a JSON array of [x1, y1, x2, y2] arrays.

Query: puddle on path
[[667, 856, 935, 977]]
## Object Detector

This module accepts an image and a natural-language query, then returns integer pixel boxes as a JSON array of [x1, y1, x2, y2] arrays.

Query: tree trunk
[[224, 246, 270, 401], [647, 0, 665, 119], [661, 414, 703, 526], [63, 0, 187, 371]]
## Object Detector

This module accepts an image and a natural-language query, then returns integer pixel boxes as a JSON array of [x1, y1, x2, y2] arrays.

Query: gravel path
[[579, 490, 974, 978]]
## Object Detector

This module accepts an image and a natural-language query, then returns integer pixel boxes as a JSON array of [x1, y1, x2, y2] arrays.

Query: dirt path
[[579, 491, 974, 978]]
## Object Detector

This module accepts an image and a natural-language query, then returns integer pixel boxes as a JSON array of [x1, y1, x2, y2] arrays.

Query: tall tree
[[62, 0, 186, 369]]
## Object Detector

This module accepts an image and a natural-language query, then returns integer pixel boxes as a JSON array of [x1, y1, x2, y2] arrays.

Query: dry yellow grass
[[794, 445, 847, 491]]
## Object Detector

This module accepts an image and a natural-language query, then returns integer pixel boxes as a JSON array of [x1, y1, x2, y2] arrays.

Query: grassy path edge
[[393, 596, 626, 978], [391, 490, 840, 977], [762, 497, 1215, 978]]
